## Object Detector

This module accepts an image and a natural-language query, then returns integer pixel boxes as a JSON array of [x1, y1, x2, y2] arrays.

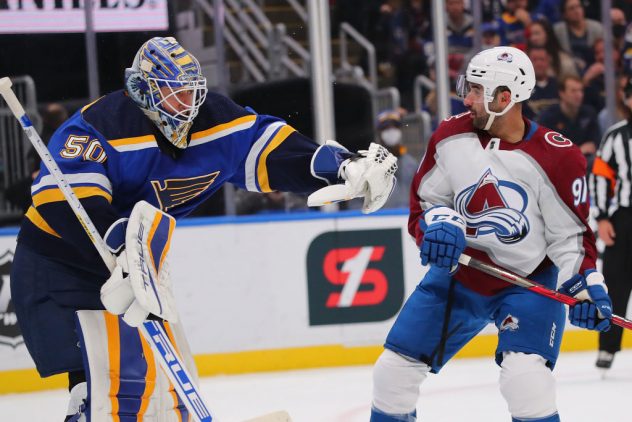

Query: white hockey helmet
[[457, 46, 535, 129], [125, 37, 208, 149]]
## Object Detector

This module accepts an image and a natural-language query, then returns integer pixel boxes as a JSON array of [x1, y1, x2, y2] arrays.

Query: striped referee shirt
[[590, 119, 632, 220]]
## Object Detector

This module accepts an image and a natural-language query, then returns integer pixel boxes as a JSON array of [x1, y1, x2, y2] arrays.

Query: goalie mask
[[125, 37, 208, 149], [456, 46, 535, 130]]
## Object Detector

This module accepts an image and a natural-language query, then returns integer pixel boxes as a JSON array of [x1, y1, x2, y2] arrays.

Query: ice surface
[[0, 350, 629, 421]]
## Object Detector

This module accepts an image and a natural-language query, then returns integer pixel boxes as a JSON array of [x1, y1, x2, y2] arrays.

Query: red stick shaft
[[458, 254, 632, 331]]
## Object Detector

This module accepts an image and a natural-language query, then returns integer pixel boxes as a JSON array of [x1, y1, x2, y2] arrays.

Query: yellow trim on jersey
[[25, 206, 61, 238], [190, 115, 257, 141], [108, 134, 157, 148], [32, 186, 112, 207], [0, 331, 629, 394], [257, 125, 296, 192], [105, 312, 121, 422], [81, 96, 106, 113]]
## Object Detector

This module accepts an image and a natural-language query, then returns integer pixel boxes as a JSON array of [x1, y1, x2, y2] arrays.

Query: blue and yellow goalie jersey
[[20, 90, 328, 276]]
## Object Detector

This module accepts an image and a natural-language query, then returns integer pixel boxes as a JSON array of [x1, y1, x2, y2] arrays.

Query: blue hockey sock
[[370, 406, 416, 422]]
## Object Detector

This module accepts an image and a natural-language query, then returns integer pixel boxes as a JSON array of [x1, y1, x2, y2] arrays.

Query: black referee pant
[[600, 207, 632, 353]]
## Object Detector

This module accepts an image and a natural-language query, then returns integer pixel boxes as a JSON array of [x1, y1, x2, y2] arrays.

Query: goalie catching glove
[[309, 140, 398, 213], [100, 200, 178, 327], [558, 270, 612, 332]]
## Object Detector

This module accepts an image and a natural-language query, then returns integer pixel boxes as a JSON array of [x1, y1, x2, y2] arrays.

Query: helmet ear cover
[[125, 69, 150, 107]]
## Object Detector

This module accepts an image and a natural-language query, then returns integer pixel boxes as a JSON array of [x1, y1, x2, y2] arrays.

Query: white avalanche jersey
[[409, 112, 597, 295]]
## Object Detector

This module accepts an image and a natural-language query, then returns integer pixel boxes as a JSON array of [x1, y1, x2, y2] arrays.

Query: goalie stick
[[458, 253, 632, 330], [0, 77, 291, 422]]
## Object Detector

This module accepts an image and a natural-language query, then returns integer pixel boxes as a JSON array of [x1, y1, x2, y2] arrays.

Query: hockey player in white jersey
[[370, 46, 613, 421]]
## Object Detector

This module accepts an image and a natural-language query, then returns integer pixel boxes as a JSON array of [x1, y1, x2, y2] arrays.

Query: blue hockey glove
[[558, 270, 612, 332], [419, 206, 466, 271]]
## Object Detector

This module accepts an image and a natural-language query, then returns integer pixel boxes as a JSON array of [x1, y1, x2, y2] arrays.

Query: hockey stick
[[458, 253, 632, 330], [0, 77, 224, 421]]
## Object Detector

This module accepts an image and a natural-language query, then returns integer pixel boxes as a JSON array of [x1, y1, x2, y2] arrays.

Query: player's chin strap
[[483, 99, 516, 131]]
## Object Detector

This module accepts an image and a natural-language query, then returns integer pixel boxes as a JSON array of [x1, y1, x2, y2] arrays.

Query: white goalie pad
[[76, 310, 194, 422]]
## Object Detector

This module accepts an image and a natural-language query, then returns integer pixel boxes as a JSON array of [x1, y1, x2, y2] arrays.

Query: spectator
[[423, 55, 468, 130], [597, 73, 630, 137], [611, 8, 627, 53], [373, 110, 418, 208], [372, 0, 427, 110], [443, 0, 475, 82], [525, 46, 560, 119], [622, 23, 632, 76], [346, 110, 417, 210], [588, 74, 632, 373], [538, 74, 600, 161], [497, 0, 532, 49], [583, 38, 622, 112], [373, 0, 412, 81], [445, 0, 474, 56], [4, 103, 68, 215], [529, 0, 562, 24], [40, 102, 69, 144], [581, 0, 632, 22], [528, 17, 578, 77], [553, 0, 603, 73], [481, 21, 503, 50], [481, 0, 504, 22]]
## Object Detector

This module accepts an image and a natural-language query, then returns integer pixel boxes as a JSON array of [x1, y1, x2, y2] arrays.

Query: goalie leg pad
[[76, 310, 189, 422], [499, 352, 558, 421], [372, 349, 429, 416]]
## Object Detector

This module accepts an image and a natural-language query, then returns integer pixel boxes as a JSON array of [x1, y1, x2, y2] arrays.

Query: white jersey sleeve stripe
[[32, 172, 113, 195], [245, 121, 285, 192]]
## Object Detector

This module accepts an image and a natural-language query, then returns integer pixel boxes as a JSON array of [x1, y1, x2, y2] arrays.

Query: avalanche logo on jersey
[[455, 168, 530, 244], [500, 314, 520, 332]]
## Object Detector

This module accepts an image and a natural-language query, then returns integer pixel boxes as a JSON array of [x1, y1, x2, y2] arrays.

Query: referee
[[589, 75, 632, 371]]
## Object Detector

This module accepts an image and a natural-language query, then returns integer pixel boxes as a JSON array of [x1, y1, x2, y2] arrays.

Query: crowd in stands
[[4, 1, 632, 220], [337, 0, 632, 164]]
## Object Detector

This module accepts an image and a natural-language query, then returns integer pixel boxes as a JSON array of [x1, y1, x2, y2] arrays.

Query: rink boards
[[0, 209, 628, 394]]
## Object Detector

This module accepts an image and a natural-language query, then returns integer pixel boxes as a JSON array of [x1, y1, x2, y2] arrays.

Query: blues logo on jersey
[[455, 168, 530, 244]]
